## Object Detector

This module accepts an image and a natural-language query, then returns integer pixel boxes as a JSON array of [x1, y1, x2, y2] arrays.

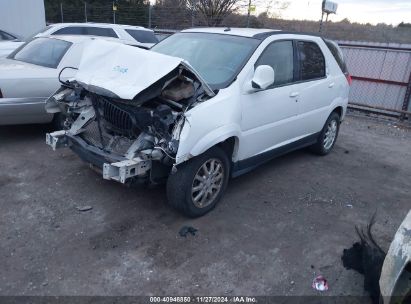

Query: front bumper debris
[[46, 131, 151, 184], [46, 130, 69, 150], [103, 158, 150, 183]]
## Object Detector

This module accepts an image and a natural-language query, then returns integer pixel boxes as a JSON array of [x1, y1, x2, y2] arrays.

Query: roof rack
[[253, 30, 325, 40]]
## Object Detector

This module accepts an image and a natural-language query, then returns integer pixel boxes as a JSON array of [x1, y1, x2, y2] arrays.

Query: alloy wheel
[[191, 158, 224, 208]]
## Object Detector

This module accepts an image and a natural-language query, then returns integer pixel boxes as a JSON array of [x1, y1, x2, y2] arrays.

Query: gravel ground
[[0, 112, 410, 300]]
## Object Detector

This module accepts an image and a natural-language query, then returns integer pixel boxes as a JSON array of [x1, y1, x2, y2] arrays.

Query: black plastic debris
[[341, 214, 386, 304], [179, 226, 198, 237], [76, 206, 93, 212]]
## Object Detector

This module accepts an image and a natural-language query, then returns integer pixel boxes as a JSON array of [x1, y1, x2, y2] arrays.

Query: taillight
[[345, 73, 352, 86]]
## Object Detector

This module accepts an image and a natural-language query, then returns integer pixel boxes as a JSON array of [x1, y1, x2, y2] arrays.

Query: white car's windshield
[[10, 38, 72, 68], [151, 32, 260, 89]]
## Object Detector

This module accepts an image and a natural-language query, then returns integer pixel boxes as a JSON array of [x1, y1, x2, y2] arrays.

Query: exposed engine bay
[[46, 63, 212, 184]]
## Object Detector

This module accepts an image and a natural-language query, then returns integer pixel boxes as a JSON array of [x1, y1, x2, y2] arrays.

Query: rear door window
[[125, 29, 158, 43], [255, 40, 294, 86], [52, 26, 118, 38], [297, 41, 326, 81]]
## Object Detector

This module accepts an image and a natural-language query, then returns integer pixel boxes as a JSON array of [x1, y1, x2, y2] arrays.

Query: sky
[[275, 0, 411, 25]]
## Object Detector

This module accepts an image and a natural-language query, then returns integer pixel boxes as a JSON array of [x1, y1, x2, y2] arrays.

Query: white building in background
[[0, 0, 46, 39]]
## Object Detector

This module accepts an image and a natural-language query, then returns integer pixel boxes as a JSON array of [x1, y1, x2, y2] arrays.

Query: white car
[[0, 35, 121, 126], [46, 28, 351, 217], [0, 29, 25, 58], [36, 23, 158, 48]]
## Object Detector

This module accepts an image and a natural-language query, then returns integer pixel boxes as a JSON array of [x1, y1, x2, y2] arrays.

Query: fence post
[[60, 2, 64, 23], [84, 1, 87, 22], [400, 71, 411, 121], [246, 0, 251, 27], [148, 4, 152, 28], [113, 1, 116, 24]]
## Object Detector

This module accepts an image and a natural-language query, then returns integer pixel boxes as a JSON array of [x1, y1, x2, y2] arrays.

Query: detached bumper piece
[[46, 130, 69, 150], [47, 131, 151, 184], [103, 158, 151, 184]]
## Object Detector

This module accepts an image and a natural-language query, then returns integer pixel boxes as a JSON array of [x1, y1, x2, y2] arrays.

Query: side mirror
[[251, 65, 275, 90]]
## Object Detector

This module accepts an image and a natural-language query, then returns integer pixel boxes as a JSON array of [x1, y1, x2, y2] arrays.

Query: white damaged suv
[[46, 28, 350, 217]]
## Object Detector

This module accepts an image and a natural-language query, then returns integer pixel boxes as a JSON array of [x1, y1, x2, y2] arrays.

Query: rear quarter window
[[324, 39, 348, 74]]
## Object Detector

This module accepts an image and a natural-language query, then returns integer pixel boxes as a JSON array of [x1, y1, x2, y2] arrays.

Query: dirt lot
[[0, 112, 410, 299]]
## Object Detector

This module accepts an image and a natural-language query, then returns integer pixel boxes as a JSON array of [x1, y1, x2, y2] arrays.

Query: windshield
[[10, 38, 72, 68], [151, 32, 260, 89]]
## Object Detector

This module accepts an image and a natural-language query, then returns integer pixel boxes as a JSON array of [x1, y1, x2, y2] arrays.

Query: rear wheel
[[166, 146, 230, 217], [310, 112, 340, 155]]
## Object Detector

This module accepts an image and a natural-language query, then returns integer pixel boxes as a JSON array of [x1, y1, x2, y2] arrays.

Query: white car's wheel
[[310, 112, 340, 155], [166, 146, 230, 217]]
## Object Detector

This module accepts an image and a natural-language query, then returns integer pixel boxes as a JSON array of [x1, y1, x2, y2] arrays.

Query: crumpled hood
[[75, 39, 214, 100]]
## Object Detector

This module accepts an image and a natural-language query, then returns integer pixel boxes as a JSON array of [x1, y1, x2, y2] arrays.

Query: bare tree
[[187, 0, 241, 26], [239, 0, 289, 27], [263, 0, 289, 18]]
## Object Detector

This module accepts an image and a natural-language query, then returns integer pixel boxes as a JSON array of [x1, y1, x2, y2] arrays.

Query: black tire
[[310, 112, 340, 155], [51, 113, 66, 130], [166, 146, 230, 217]]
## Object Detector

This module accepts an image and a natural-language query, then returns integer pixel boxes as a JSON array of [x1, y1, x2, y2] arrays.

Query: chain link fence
[[46, 2, 149, 26], [46, 2, 211, 29], [338, 42, 411, 119]]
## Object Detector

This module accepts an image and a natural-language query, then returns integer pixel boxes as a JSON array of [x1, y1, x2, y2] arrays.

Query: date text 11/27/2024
[[150, 297, 257, 303]]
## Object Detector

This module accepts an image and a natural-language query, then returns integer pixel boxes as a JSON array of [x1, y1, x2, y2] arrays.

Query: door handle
[[289, 92, 299, 98], [328, 82, 335, 88]]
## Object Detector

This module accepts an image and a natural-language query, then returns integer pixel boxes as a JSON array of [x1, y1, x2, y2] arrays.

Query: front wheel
[[166, 146, 230, 217], [310, 112, 340, 155]]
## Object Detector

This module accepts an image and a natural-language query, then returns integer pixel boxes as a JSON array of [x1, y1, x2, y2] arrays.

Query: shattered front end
[[46, 40, 213, 185]]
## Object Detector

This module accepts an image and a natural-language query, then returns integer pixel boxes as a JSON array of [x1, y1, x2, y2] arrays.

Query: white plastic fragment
[[312, 275, 329, 291]]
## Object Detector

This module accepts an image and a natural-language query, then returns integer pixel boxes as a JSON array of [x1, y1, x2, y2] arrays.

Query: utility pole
[[113, 1, 117, 24], [319, 11, 324, 32], [319, 0, 338, 32]]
